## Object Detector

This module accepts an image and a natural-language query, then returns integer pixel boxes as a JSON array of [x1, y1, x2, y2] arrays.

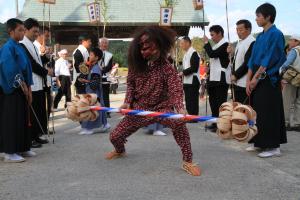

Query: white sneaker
[[245, 145, 260, 152], [258, 148, 281, 158], [153, 130, 167, 136], [84, 129, 94, 135], [4, 153, 25, 163], [78, 129, 94, 135], [101, 123, 111, 133], [21, 150, 37, 157], [52, 108, 59, 112], [78, 129, 89, 135]]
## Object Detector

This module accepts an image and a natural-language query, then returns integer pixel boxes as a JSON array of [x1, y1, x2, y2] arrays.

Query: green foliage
[[109, 40, 130, 67], [176, 37, 205, 63], [0, 23, 8, 47], [160, 0, 180, 7]]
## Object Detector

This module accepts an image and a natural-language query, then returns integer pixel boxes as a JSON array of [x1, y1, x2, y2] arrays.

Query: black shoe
[[206, 123, 217, 130], [286, 124, 293, 131], [36, 137, 49, 144], [48, 130, 54, 135], [31, 141, 42, 148], [290, 126, 300, 132], [187, 121, 198, 123]]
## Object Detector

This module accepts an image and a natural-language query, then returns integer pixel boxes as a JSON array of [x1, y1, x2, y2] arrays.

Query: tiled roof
[[18, 0, 209, 26]]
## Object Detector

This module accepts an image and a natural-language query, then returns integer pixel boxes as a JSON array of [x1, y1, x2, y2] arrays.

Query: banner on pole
[[87, 2, 101, 23], [159, 7, 173, 26]]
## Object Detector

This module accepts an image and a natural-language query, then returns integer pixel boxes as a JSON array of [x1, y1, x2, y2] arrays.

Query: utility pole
[[15, 0, 19, 16]]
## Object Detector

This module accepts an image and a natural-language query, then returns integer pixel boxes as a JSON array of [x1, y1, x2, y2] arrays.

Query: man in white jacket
[[203, 25, 230, 132], [227, 19, 255, 103], [179, 36, 200, 116], [20, 18, 53, 148]]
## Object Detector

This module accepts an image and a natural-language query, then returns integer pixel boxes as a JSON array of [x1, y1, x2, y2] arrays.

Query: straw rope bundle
[[65, 94, 99, 122], [217, 101, 258, 142]]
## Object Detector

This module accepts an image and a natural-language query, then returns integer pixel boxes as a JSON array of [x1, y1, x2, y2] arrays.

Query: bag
[[283, 47, 300, 87]]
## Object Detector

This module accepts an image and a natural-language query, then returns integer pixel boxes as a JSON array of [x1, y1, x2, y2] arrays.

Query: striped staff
[[90, 106, 217, 123]]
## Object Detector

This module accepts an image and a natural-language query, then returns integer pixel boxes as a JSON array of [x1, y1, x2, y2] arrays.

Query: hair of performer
[[128, 26, 175, 72], [105, 26, 201, 176]]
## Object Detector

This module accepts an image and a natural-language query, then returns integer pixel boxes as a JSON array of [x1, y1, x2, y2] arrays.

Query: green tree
[[0, 23, 8, 47]]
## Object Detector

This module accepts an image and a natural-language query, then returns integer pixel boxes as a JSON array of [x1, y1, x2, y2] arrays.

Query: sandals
[[182, 162, 201, 176], [105, 150, 126, 160]]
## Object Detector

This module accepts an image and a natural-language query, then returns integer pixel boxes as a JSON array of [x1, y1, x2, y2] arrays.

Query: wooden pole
[[15, 0, 19, 16]]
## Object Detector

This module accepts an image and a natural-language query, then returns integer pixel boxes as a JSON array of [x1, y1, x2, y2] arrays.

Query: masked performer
[[105, 26, 201, 176]]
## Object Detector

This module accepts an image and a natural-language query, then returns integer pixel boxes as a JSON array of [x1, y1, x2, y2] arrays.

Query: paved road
[[0, 92, 300, 200]]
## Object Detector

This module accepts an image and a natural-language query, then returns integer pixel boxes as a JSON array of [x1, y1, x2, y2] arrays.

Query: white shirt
[[20, 36, 44, 91], [55, 57, 71, 76], [209, 38, 231, 84], [182, 47, 200, 84], [34, 40, 52, 87], [233, 35, 255, 87]]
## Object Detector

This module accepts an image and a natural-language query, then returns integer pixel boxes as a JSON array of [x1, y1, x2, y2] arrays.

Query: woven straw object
[[217, 101, 258, 142], [65, 94, 99, 122]]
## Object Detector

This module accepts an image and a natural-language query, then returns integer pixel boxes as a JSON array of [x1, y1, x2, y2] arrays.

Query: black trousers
[[0, 89, 31, 153], [45, 86, 52, 117], [183, 77, 200, 115], [233, 85, 248, 104], [54, 76, 71, 108], [102, 83, 110, 108], [31, 90, 47, 140], [207, 84, 229, 117], [250, 77, 287, 148]]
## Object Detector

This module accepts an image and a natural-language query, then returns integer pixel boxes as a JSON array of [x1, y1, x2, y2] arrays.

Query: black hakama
[[0, 89, 31, 154], [250, 77, 287, 148]]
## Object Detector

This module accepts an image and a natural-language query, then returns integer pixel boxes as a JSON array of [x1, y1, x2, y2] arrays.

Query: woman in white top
[[53, 49, 72, 110]]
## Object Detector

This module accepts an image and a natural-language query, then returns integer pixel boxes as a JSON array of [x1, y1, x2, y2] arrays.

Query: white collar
[[213, 38, 226, 50]]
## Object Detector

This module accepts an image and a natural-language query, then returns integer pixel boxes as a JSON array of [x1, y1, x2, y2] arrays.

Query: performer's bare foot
[[105, 150, 126, 160], [182, 161, 201, 176]]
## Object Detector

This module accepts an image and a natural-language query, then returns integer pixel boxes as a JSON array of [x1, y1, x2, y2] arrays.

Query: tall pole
[[15, 0, 19, 16]]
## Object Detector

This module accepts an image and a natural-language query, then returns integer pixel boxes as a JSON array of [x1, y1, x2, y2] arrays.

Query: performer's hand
[[246, 79, 251, 96], [119, 103, 130, 110], [178, 72, 183, 77], [28, 90, 32, 106], [47, 68, 53, 76], [40, 45, 46, 54], [56, 80, 61, 88], [21, 81, 28, 97], [177, 108, 187, 115], [227, 44, 234, 55], [231, 75, 237, 82], [203, 35, 209, 44], [247, 78, 258, 96], [78, 78, 89, 83]]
